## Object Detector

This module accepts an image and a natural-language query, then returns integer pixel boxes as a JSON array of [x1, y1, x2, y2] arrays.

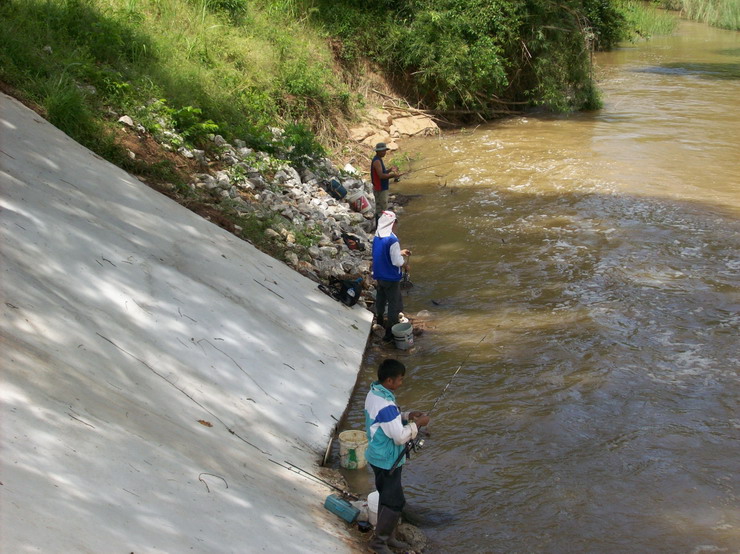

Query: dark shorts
[[370, 463, 405, 512]]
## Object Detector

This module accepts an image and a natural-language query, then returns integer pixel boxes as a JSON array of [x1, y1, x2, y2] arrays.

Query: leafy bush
[[583, 0, 629, 49], [306, 0, 630, 113], [280, 122, 326, 162], [172, 106, 220, 145]]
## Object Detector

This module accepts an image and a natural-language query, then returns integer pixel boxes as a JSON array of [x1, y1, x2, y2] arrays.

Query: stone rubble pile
[[120, 108, 437, 308], [182, 134, 401, 308]]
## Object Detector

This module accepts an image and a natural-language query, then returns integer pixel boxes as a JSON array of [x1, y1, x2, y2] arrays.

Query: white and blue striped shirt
[[364, 381, 418, 469]]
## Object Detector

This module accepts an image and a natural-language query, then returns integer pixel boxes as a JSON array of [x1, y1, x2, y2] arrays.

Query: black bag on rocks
[[318, 277, 363, 306]]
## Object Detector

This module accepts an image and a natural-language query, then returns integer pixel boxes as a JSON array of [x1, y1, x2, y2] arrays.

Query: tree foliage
[[306, 0, 629, 113]]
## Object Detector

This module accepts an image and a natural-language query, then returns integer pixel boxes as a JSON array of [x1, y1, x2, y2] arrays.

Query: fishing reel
[[405, 436, 425, 458], [390, 435, 426, 472]]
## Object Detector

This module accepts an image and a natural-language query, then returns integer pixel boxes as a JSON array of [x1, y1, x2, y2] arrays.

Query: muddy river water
[[338, 18, 739, 553]]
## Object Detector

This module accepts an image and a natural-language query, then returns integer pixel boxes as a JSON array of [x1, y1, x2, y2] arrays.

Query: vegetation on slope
[[0, 0, 693, 183], [301, 0, 630, 115], [0, 0, 342, 179]]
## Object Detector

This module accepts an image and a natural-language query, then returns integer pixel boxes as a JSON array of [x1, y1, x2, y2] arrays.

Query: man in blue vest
[[372, 211, 410, 342]]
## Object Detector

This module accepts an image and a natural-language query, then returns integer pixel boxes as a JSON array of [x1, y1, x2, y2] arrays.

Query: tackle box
[[323, 494, 360, 523]]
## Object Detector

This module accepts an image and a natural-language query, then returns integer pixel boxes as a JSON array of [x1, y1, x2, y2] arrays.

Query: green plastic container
[[324, 494, 360, 523]]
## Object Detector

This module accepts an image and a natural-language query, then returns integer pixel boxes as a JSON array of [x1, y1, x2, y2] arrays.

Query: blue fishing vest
[[372, 235, 402, 282]]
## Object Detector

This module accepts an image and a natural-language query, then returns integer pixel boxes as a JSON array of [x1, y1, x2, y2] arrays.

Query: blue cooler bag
[[326, 178, 347, 200]]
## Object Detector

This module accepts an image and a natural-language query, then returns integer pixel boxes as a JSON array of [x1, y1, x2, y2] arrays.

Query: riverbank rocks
[[349, 106, 439, 149], [115, 104, 422, 308], [174, 129, 412, 307], [396, 521, 428, 552]]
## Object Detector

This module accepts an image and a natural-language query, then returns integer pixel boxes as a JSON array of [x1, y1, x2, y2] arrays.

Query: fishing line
[[427, 329, 492, 417], [390, 329, 492, 471], [394, 160, 456, 182]]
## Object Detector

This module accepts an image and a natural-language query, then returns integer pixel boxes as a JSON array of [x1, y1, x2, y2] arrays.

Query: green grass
[[620, 1, 680, 39], [667, 0, 740, 30], [0, 0, 346, 169]]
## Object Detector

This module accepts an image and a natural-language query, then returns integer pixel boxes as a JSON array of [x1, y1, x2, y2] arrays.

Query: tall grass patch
[[620, 1, 679, 38], [0, 0, 352, 167], [669, 0, 740, 30]]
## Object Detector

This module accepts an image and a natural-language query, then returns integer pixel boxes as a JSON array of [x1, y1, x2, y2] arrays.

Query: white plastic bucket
[[391, 322, 414, 350], [347, 190, 372, 214], [338, 430, 368, 469], [367, 491, 379, 526]]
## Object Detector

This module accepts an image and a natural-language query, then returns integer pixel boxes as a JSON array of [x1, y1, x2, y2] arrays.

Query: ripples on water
[[340, 20, 739, 553]]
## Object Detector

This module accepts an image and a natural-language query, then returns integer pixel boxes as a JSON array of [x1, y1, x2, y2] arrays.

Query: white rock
[[216, 171, 231, 187], [248, 177, 266, 190], [274, 170, 289, 184], [201, 175, 218, 189], [315, 259, 344, 278], [285, 251, 299, 267], [320, 246, 338, 258]]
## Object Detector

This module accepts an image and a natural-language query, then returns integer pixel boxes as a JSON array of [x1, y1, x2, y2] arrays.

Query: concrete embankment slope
[[0, 93, 372, 553]]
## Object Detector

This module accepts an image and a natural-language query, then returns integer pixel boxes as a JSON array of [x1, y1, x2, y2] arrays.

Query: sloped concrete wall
[[0, 93, 372, 553]]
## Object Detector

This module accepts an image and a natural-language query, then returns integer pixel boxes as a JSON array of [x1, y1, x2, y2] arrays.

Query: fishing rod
[[269, 459, 359, 500], [394, 161, 453, 182], [427, 330, 491, 416], [390, 330, 492, 472]]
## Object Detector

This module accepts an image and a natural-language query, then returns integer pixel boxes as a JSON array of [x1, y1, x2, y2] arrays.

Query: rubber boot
[[369, 506, 396, 553], [387, 518, 411, 550]]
